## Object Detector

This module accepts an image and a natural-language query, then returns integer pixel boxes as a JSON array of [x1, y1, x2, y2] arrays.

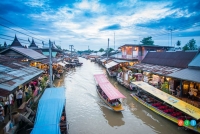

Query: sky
[[0, 0, 200, 51]]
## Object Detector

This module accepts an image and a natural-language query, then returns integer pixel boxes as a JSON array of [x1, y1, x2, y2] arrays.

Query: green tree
[[140, 36, 154, 45], [99, 48, 104, 52], [109, 48, 114, 53], [182, 39, 197, 51], [176, 40, 181, 47]]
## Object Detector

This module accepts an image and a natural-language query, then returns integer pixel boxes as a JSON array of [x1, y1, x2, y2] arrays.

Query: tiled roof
[[11, 47, 47, 60], [29, 39, 38, 48], [130, 63, 182, 75], [167, 68, 200, 83], [10, 35, 24, 47], [142, 51, 198, 68]]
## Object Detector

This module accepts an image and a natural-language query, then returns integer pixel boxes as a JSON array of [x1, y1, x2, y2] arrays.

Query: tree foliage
[[176, 40, 181, 47], [182, 39, 197, 51], [140, 36, 154, 45], [99, 48, 104, 52]]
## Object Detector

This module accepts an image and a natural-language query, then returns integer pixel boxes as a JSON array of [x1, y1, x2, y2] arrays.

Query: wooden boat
[[31, 87, 67, 134], [94, 74, 126, 112], [130, 81, 200, 133]]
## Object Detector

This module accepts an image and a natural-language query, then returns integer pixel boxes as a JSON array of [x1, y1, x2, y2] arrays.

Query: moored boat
[[130, 81, 200, 133], [31, 87, 67, 134], [94, 74, 126, 112]]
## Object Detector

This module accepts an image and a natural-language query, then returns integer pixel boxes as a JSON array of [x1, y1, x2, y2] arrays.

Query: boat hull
[[97, 88, 124, 112], [130, 94, 200, 133]]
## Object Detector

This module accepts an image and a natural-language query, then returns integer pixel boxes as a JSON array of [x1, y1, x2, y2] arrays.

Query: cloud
[[99, 24, 121, 31], [0, 0, 200, 50]]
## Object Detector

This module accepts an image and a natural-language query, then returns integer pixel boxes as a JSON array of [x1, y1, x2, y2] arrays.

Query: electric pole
[[69, 45, 74, 58], [49, 40, 53, 87], [169, 28, 174, 47], [114, 32, 115, 50], [107, 38, 109, 60]]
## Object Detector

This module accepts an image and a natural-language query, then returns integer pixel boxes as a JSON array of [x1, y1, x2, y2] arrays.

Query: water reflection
[[100, 104, 125, 127], [64, 57, 193, 134]]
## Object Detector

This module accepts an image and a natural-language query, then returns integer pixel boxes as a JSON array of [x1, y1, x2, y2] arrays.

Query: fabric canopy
[[57, 62, 65, 67], [94, 74, 126, 100], [105, 61, 119, 69], [31, 87, 66, 134], [100, 59, 107, 62], [132, 81, 200, 120]]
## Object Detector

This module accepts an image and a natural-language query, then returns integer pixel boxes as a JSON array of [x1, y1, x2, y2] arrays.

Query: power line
[[0, 37, 30, 45], [0, 16, 47, 42], [0, 23, 46, 42], [0, 33, 41, 45]]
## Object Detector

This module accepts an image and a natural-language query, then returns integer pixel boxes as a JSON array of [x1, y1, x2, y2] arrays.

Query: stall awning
[[94, 74, 126, 100], [31, 87, 66, 134], [132, 81, 200, 120], [100, 59, 107, 62], [112, 59, 130, 63], [105, 61, 119, 69], [130, 63, 182, 75], [167, 68, 200, 83], [57, 62, 65, 67]]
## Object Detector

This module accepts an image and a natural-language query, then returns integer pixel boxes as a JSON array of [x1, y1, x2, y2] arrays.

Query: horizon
[[0, 0, 200, 51]]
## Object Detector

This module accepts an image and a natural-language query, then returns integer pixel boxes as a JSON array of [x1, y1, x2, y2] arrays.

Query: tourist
[[9, 93, 14, 105], [3, 98, 9, 116], [175, 86, 181, 97], [16, 88, 23, 108]]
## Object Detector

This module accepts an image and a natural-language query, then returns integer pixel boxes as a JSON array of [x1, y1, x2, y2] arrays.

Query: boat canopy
[[105, 61, 119, 69], [57, 62, 66, 67], [132, 81, 200, 120], [94, 74, 126, 100], [100, 59, 107, 62], [31, 87, 66, 134]]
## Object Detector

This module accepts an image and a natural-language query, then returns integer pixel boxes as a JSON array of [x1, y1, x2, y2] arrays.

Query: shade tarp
[[105, 61, 118, 69], [100, 59, 107, 62], [94, 74, 126, 100], [57, 62, 65, 67], [31, 87, 66, 134], [132, 81, 200, 120]]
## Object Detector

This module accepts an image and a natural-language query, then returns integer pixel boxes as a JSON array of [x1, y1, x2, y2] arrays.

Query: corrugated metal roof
[[11, 47, 47, 60], [188, 53, 200, 68], [105, 61, 119, 69], [0, 63, 43, 96], [167, 68, 200, 83], [131, 63, 182, 75], [142, 51, 197, 68], [112, 59, 130, 63]]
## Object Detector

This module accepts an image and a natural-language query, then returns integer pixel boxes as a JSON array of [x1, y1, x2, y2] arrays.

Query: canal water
[[64, 57, 192, 134]]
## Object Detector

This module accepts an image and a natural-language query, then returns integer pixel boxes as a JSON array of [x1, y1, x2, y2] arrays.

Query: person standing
[[16, 89, 23, 108], [3, 98, 9, 116], [9, 93, 14, 105]]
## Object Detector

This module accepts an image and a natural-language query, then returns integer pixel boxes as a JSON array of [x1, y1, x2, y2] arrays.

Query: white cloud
[[24, 0, 200, 50], [74, 0, 106, 13]]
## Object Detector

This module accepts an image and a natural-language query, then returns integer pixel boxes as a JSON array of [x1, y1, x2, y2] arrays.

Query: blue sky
[[0, 0, 200, 50]]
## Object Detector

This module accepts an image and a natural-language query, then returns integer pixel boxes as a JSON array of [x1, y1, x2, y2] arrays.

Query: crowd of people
[[0, 77, 44, 124]]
